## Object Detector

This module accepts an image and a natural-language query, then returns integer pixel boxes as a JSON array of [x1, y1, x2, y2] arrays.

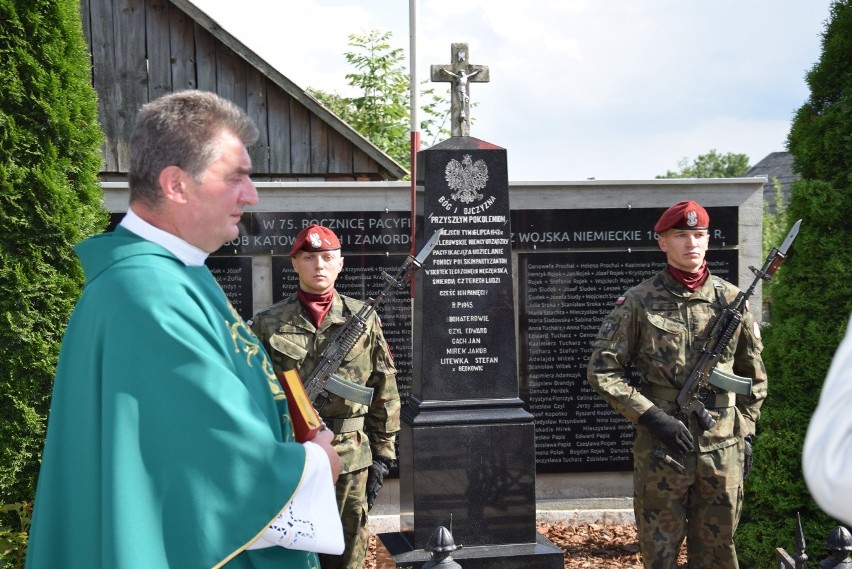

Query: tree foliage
[[656, 149, 750, 179], [311, 30, 408, 167], [0, 0, 107, 518], [736, 2, 852, 566], [309, 29, 450, 174]]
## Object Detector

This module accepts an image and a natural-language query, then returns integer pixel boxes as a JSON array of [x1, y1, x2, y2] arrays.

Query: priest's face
[[292, 249, 344, 294], [657, 229, 709, 273], [179, 129, 258, 252]]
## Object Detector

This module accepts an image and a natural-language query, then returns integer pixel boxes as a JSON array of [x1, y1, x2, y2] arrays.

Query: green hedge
[[0, 0, 107, 529], [736, 1, 852, 566]]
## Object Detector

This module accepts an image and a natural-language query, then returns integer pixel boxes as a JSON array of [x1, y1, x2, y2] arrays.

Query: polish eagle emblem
[[445, 154, 488, 204]]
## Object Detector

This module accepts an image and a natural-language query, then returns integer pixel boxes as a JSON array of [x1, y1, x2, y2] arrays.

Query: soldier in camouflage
[[587, 200, 767, 569], [251, 224, 400, 569]]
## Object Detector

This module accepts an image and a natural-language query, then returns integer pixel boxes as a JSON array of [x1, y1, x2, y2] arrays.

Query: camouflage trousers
[[633, 431, 745, 569], [320, 467, 369, 569]]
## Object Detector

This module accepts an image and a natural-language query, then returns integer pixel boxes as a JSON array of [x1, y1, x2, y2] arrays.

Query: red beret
[[654, 200, 710, 233], [290, 224, 341, 256]]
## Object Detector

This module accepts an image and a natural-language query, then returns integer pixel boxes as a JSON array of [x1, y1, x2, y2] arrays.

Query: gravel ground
[[364, 522, 688, 568]]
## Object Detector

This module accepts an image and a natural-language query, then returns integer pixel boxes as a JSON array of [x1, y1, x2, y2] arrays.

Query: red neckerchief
[[297, 289, 334, 326], [667, 261, 709, 292]]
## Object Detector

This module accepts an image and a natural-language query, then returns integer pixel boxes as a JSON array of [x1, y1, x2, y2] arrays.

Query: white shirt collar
[[119, 208, 209, 266]]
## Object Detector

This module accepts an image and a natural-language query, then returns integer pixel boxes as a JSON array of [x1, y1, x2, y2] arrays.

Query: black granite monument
[[376, 44, 563, 569]]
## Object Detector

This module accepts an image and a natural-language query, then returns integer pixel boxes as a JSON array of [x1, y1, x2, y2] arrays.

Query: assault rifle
[[676, 219, 801, 432], [301, 228, 444, 408]]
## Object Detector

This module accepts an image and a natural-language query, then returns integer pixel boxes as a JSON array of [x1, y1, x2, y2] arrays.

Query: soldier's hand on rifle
[[639, 406, 694, 455], [366, 456, 393, 511]]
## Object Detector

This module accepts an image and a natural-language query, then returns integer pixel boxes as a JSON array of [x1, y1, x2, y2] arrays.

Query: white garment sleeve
[[803, 313, 852, 526], [247, 442, 344, 554]]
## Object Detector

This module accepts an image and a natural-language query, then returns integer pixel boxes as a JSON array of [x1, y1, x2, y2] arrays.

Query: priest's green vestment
[[26, 228, 320, 568]]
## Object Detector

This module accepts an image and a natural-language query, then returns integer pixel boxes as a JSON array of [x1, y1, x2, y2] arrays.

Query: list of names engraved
[[206, 256, 253, 321]]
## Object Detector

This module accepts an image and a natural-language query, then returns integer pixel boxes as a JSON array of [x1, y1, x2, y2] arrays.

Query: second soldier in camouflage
[[587, 201, 767, 569]]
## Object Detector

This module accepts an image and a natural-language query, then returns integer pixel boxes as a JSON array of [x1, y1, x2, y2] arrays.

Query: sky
[[192, 0, 833, 181]]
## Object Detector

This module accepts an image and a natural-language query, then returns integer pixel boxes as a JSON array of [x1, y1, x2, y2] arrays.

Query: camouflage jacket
[[251, 292, 400, 473], [587, 269, 767, 452]]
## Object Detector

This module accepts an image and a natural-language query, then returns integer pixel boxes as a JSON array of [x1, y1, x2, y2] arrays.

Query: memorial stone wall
[[104, 178, 765, 474]]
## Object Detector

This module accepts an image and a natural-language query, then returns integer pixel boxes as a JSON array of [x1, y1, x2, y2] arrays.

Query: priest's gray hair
[[128, 90, 259, 206]]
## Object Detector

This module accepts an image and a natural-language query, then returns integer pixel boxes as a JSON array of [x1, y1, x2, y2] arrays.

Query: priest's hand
[[310, 427, 341, 483]]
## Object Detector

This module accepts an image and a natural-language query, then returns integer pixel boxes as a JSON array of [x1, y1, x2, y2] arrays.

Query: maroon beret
[[654, 200, 710, 233], [290, 224, 341, 256]]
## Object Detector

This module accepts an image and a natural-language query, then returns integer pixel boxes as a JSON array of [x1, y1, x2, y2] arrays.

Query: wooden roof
[[80, 0, 407, 181]]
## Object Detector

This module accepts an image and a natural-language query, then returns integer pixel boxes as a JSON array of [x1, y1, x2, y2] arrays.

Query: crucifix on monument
[[430, 43, 490, 137]]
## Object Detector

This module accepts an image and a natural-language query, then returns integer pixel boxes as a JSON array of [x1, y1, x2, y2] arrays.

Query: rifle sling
[[321, 374, 375, 406], [644, 385, 736, 408]]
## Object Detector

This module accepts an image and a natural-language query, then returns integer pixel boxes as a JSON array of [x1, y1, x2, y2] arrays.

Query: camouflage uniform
[[587, 269, 767, 569], [251, 292, 400, 569]]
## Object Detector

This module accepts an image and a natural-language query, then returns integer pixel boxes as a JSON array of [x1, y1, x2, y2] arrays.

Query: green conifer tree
[[0, 0, 107, 524], [736, 1, 852, 566]]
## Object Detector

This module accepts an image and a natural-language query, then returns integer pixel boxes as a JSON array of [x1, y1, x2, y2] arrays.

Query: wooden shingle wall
[[79, 0, 404, 181]]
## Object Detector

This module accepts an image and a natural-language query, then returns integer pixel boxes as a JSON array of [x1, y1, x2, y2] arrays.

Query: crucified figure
[[442, 68, 481, 120]]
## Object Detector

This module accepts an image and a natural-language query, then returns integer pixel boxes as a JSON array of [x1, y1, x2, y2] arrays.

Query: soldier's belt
[[323, 374, 375, 406], [325, 416, 365, 433], [644, 385, 736, 408]]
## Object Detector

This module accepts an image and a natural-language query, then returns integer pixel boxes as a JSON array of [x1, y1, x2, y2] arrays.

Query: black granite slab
[[383, 137, 563, 567]]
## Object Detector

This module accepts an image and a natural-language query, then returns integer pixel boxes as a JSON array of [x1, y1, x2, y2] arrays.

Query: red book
[[278, 369, 323, 443]]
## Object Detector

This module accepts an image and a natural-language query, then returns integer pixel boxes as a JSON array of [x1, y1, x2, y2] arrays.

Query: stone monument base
[[375, 531, 564, 569]]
